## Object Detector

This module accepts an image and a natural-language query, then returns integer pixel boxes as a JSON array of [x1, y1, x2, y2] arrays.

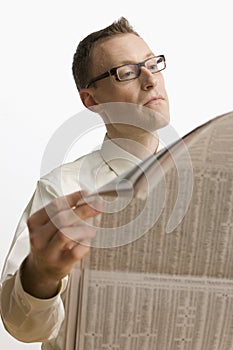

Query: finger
[[36, 200, 100, 239], [67, 243, 91, 263], [48, 225, 96, 251], [27, 191, 87, 229], [59, 243, 91, 269], [72, 200, 102, 222], [28, 201, 101, 249]]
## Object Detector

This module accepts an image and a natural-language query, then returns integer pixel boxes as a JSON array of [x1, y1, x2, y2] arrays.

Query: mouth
[[143, 95, 165, 106]]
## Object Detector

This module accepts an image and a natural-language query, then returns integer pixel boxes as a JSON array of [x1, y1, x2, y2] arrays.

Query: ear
[[79, 89, 98, 109]]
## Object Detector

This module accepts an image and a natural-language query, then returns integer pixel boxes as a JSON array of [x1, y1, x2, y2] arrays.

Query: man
[[0, 17, 170, 349]]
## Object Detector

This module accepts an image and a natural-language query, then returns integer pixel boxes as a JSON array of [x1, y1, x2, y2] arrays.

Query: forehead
[[91, 33, 154, 74]]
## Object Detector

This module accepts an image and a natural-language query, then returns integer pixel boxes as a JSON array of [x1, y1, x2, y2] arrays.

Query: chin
[[143, 105, 170, 131]]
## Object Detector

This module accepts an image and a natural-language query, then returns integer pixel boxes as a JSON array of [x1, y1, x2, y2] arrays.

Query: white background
[[0, 1, 232, 349]]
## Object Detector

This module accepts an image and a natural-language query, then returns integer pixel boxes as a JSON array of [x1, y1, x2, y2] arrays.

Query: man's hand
[[21, 191, 101, 299]]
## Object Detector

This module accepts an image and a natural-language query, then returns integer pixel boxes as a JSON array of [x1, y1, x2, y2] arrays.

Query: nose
[[139, 66, 158, 90]]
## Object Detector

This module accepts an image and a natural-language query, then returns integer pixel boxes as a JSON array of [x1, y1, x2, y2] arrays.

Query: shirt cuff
[[14, 266, 68, 314]]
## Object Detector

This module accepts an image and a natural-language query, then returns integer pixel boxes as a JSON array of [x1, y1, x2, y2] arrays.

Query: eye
[[122, 71, 134, 78], [148, 63, 158, 70], [147, 58, 159, 72], [117, 65, 138, 80]]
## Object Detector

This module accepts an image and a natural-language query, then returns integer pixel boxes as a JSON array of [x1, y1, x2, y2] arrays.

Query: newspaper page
[[77, 271, 233, 350], [72, 112, 233, 350]]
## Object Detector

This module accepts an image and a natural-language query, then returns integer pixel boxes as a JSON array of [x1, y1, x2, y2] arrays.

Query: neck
[[106, 128, 159, 160]]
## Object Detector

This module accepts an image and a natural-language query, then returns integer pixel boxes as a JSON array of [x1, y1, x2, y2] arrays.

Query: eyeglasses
[[85, 55, 166, 88]]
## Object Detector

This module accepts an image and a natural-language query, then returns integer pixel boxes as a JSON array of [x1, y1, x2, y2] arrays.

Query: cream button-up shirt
[[0, 136, 162, 350]]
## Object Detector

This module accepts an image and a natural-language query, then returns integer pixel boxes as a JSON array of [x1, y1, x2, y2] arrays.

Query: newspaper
[[71, 111, 233, 350], [78, 271, 233, 350]]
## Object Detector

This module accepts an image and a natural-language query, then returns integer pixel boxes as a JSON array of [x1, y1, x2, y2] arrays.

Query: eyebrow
[[111, 52, 155, 68]]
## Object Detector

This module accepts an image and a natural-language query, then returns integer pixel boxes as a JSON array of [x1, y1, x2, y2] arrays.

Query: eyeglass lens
[[117, 57, 164, 81]]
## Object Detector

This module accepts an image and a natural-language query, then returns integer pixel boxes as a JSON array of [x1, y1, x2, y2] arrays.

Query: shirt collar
[[99, 134, 142, 176], [99, 134, 163, 176]]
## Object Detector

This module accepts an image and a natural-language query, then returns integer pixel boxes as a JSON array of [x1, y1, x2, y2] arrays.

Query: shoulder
[[38, 150, 106, 197]]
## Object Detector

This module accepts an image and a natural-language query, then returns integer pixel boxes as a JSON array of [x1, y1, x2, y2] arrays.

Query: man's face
[[87, 33, 170, 125]]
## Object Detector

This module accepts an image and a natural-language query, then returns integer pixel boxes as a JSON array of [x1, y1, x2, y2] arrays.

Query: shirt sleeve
[[0, 267, 68, 342], [0, 174, 69, 342]]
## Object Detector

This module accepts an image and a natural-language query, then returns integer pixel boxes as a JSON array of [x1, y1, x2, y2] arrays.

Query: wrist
[[20, 257, 61, 299]]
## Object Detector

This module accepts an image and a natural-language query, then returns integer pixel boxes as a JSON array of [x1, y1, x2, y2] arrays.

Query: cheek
[[94, 81, 140, 103], [116, 90, 133, 102], [106, 88, 134, 103], [113, 84, 140, 103], [157, 74, 167, 91]]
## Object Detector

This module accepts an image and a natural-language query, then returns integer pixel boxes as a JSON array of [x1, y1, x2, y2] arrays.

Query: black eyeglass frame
[[85, 55, 166, 89]]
